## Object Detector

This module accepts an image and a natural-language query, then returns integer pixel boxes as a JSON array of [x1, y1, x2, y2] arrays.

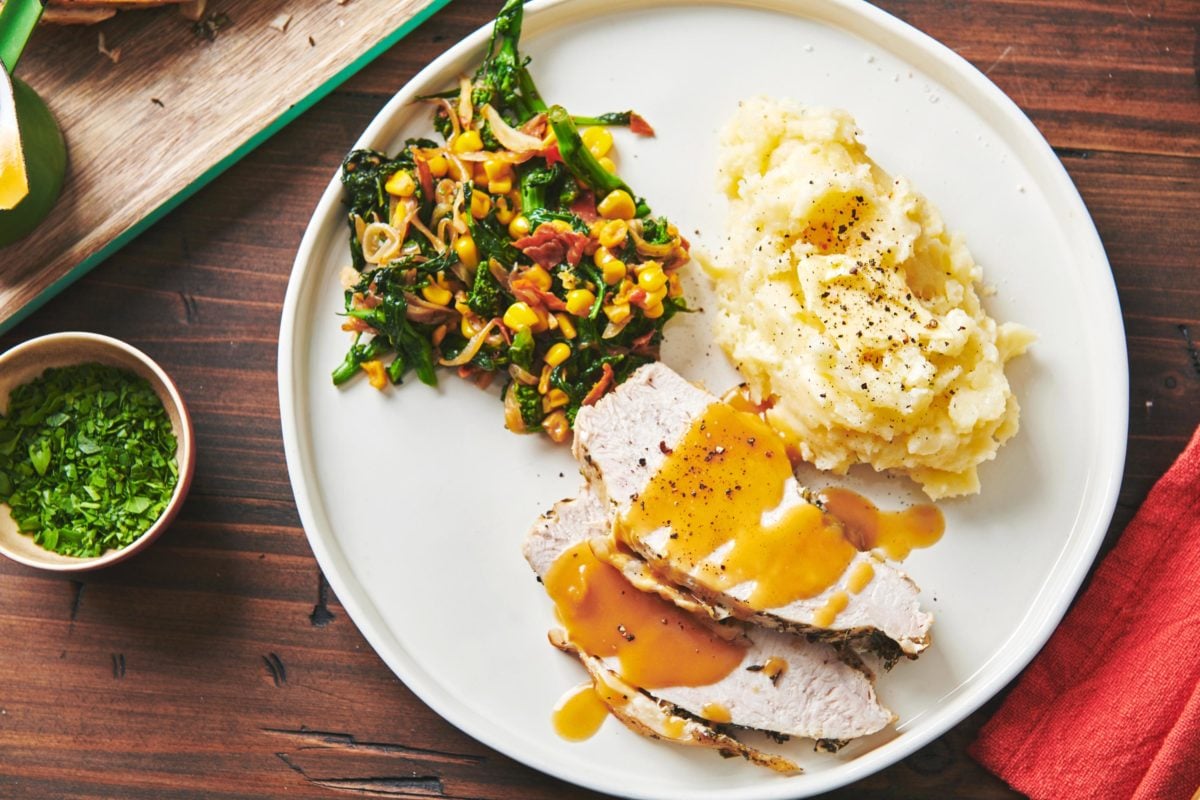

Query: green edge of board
[[0, 0, 453, 337]]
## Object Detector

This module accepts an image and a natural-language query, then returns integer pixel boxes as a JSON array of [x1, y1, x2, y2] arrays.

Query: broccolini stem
[[570, 111, 633, 127], [332, 336, 389, 385], [519, 164, 549, 214], [518, 68, 547, 115], [332, 352, 360, 386], [547, 105, 649, 215]]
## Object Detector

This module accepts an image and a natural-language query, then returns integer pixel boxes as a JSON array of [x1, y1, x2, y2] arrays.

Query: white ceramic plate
[[278, 1, 1127, 796]]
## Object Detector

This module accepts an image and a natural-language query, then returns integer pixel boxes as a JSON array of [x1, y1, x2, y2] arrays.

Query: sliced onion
[[602, 316, 632, 340], [403, 293, 457, 325], [481, 104, 543, 153], [434, 212, 453, 239], [434, 97, 461, 141], [453, 149, 539, 165], [451, 181, 467, 233], [457, 76, 474, 127], [503, 382, 527, 433], [448, 259, 472, 286], [362, 222, 401, 264], [435, 177, 458, 204], [410, 214, 447, 254], [630, 221, 681, 259], [519, 112, 547, 136], [439, 318, 499, 366], [508, 363, 539, 386], [487, 257, 512, 290]]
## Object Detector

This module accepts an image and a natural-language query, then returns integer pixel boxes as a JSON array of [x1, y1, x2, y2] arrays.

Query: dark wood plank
[[0, 0, 1197, 798], [879, 0, 1200, 157]]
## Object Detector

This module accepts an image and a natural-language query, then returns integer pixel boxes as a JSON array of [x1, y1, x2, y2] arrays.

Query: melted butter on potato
[[704, 97, 1035, 499]]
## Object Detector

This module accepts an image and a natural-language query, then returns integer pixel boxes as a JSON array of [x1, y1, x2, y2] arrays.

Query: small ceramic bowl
[[0, 332, 195, 572]]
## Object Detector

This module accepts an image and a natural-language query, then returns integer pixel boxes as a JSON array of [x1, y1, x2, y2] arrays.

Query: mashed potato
[[704, 97, 1034, 499]]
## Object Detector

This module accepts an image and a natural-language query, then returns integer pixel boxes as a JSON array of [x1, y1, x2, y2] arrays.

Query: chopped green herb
[[0, 363, 179, 558]]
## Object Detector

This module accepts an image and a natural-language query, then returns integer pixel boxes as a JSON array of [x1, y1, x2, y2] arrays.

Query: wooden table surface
[[1, 1, 1196, 798]]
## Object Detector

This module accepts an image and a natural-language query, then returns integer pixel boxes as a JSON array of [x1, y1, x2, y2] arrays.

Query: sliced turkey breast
[[550, 632, 801, 775], [571, 363, 933, 658], [524, 492, 896, 746]]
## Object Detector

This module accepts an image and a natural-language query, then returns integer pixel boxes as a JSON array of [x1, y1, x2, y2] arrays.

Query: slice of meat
[[572, 363, 933, 658], [524, 492, 895, 743], [549, 632, 801, 775]]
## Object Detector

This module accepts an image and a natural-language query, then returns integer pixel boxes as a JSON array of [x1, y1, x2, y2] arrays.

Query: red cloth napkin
[[971, 424, 1200, 800]]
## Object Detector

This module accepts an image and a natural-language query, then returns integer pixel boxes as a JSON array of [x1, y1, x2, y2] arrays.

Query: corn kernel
[[470, 192, 492, 219], [543, 410, 570, 443], [644, 285, 668, 306], [483, 158, 510, 181], [508, 214, 531, 239], [598, 189, 635, 220], [385, 170, 416, 197], [472, 162, 489, 187], [503, 301, 540, 331], [603, 260, 627, 286], [636, 261, 668, 292], [446, 157, 468, 182], [555, 313, 577, 339], [494, 196, 515, 225], [525, 265, 553, 291], [643, 300, 665, 319], [597, 219, 627, 250], [667, 272, 683, 298], [480, 158, 504, 181], [597, 156, 617, 174], [550, 219, 573, 233], [487, 177, 512, 195], [544, 388, 570, 411], [422, 283, 453, 306], [454, 236, 478, 269], [545, 342, 571, 367], [360, 360, 387, 389], [595, 245, 625, 284], [581, 126, 613, 158], [461, 314, 482, 338], [603, 303, 632, 324], [565, 289, 596, 316], [538, 364, 552, 395], [427, 154, 449, 177], [452, 129, 484, 153]]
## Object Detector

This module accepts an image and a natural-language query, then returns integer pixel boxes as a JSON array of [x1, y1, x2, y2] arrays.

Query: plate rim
[[277, 0, 1129, 796]]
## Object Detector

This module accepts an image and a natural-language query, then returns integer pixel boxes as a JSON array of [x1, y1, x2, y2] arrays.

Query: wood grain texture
[[0, 0, 1197, 798], [0, 0, 444, 330]]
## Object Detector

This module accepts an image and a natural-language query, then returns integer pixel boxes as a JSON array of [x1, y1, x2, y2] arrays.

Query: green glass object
[[0, 74, 66, 248]]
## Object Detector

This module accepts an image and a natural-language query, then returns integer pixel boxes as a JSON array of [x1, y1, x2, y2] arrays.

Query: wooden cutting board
[[0, 0, 448, 333]]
